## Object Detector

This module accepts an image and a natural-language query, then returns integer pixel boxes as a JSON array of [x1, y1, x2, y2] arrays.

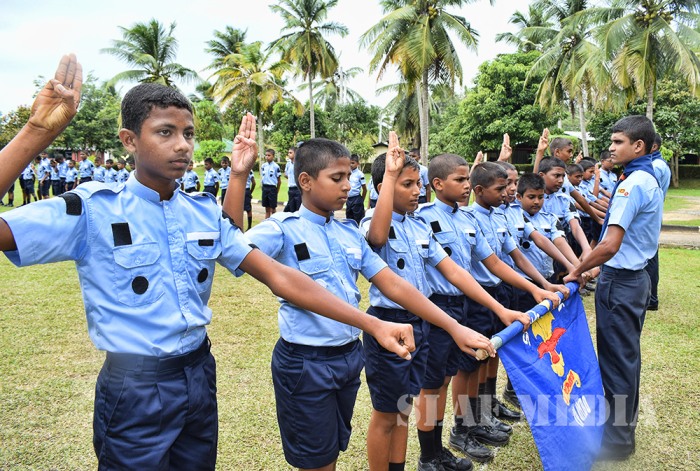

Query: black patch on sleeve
[[569, 203, 576, 213], [523, 215, 531, 223], [132, 276, 148, 294], [294, 243, 310, 261], [59, 193, 82, 216], [221, 210, 241, 231], [555, 221, 564, 231], [111, 223, 132, 247], [248, 243, 258, 250], [198, 239, 214, 247], [388, 226, 397, 240], [444, 246, 453, 257], [430, 221, 442, 233]]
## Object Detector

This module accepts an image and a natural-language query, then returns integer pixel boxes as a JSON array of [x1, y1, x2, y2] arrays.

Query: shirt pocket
[[112, 242, 165, 306], [387, 238, 409, 271], [434, 230, 457, 258], [415, 239, 430, 260], [186, 239, 222, 295], [297, 255, 333, 279]]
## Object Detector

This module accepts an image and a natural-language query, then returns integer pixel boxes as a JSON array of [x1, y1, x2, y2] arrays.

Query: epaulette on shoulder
[[336, 217, 359, 228], [271, 211, 301, 223], [185, 190, 217, 204], [70, 181, 122, 198], [418, 201, 436, 210]]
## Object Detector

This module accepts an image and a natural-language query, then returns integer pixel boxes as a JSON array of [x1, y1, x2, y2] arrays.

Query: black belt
[[106, 336, 211, 372], [430, 293, 466, 306], [281, 338, 358, 357]]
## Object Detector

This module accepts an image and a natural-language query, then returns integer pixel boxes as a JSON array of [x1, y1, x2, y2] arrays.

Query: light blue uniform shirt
[[501, 201, 536, 268], [519, 209, 565, 279], [218, 167, 231, 190], [603, 171, 663, 271], [348, 167, 365, 197], [600, 169, 617, 193], [246, 205, 387, 347], [572, 181, 596, 218], [285, 161, 297, 188], [651, 151, 671, 199], [261, 161, 281, 186], [417, 199, 493, 296], [65, 167, 78, 183], [79, 159, 94, 178], [543, 191, 578, 231], [368, 177, 379, 202], [1, 174, 253, 356], [203, 168, 219, 187], [104, 168, 118, 184], [116, 168, 130, 184], [50, 166, 60, 181], [182, 169, 198, 189], [419, 165, 430, 198], [360, 209, 448, 309], [22, 164, 35, 180], [466, 203, 518, 287], [246, 171, 254, 190], [93, 166, 106, 183], [58, 161, 68, 178]]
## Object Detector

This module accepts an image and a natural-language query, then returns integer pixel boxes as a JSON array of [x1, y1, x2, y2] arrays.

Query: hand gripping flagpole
[[474, 282, 580, 360]]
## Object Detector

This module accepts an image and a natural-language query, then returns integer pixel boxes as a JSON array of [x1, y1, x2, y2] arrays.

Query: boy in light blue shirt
[[260, 149, 281, 219], [64, 159, 78, 192], [283, 147, 301, 212], [93, 156, 106, 183], [565, 115, 663, 461], [202, 157, 219, 197], [104, 159, 118, 184], [77, 151, 94, 184], [363, 140, 515, 471], [229, 138, 492, 471], [218, 156, 231, 204], [346, 153, 367, 224]]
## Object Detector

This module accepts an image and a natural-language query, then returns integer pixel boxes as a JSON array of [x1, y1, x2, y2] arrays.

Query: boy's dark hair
[[428, 153, 467, 183], [600, 150, 611, 161], [409, 147, 420, 155], [566, 163, 583, 175], [106, 159, 113, 165], [371, 153, 420, 191], [294, 138, 351, 182], [221, 156, 230, 163], [654, 133, 662, 148], [517, 173, 546, 195], [611, 115, 656, 155], [550, 137, 573, 154], [470, 161, 508, 188], [538, 157, 566, 174], [204, 157, 214, 165], [121, 83, 193, 135], [579, 159, 595, 171], [493, 160, 516, 173], [350, 154, 360, 163], [265, 149, 275, 155]]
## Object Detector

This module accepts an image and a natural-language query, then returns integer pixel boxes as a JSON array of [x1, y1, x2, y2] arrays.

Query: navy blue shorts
[[40, 179, 51, 196], [364, 306, 429, 413], [185, 187, 197, 193], [203, 185, 217, 197], [369, 198, 377, 209], [422, 294, 466, 389], [345, 194, 365, 224], [219, 188, 226, 202], [22, 177, 35, 191], [495, 283, 515, 332], [272, 338, 363, 469], [93, 337, 217, 470], [284, 186, 302, 212], [459, 286, 499, 373], [513, 286, 537, 314], [244, 188, 252, 212], [262, 184, 278, 208], [80, 177, 92, 184], [51, 180, 62, 196]]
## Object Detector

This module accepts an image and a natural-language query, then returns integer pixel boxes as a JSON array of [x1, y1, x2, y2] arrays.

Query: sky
[[0, 0, 522, 115]]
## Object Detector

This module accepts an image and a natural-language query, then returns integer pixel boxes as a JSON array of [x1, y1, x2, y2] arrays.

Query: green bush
[[194, 140, 227, 166], [678, 165, 700, 179]]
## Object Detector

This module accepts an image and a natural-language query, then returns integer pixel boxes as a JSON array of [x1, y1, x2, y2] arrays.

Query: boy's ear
[[430, 177, 443, 191], [376, 182, 382, 193], [119, 129, 137, 155], [516, 192, 523, 201], [297, 172, 312, 191], [472, 184, 484, 195]]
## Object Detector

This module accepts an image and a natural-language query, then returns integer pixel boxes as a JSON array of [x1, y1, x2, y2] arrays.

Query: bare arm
[[569, 218, 592, 257], [565, 225, 625, 284], [482, 254, 561, 307], [510, 247, 569, 297], [552, 236, 581, 267], [0, 54, 82, 197], [530, 230, 575, 273], [366, 131, 403, 248], [239, 249, 416, 359], [532, 128, 549, 174], [0, 219, 17, 252], [223, 113, 257, 229]]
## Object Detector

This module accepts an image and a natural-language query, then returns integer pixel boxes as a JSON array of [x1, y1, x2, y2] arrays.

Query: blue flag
[[496, 283, 604, 471]]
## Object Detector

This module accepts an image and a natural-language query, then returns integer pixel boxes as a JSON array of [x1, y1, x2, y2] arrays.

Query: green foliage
[[327, 100, 381, 143], [193, 100, 225, 142], [194, 140, 226, 165], [429, 51, 557, 158], [268, 101, 329, 151], [0, 106, 31, 149], [346, 134, 375, 162]]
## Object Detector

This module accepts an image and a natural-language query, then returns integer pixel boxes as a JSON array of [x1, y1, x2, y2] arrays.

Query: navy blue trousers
[[93, 338, 217, 470], [644, 248, 660, 307], [596, 266, 650, 451]]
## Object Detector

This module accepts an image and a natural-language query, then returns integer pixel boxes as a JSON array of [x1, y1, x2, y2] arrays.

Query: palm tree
[[525, 0, 605, 157], [581, 0, 700, 120], [361, 0, 484, 163], [269, 0, 348, 138], [495, 5, 554, 52], [298, 66, 364, 111], [210, 41, 301, 156], [205, 26, 248, 71], [101, 19, 199, 89]]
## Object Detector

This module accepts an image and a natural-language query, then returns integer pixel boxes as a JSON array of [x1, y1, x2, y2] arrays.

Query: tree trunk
[[672, 154, 679, 188], [257, 112, 264, 161], [646, 82, 654, 120], [418, 70, 430, 166], [577, 91, 589, 158], [309, 74, 315, 139]]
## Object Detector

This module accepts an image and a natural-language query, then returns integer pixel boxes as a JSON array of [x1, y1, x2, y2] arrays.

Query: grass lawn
[[0, 247, 698, 470]]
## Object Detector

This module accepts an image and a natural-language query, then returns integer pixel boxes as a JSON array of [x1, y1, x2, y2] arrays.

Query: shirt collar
[[471, 201, 491, 216], [126, 173, 178, 204], [300, 204, 332, 225], [435, 198, 459, 214], [392, 211, 406, 222]]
